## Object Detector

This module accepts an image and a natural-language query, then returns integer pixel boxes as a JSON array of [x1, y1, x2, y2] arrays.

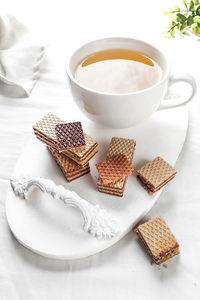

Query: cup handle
[[159, 73, 197, 109]]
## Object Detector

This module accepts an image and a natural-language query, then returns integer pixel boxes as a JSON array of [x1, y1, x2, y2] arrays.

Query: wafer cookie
[[55, 122, 85, 152], [96, 154, 134, 184], [48, 146, 90, 182], [137, 157, 176, 194], [97, 137, 136, 197], [135, 216, 179, 264], [33, 113, 98, 165]]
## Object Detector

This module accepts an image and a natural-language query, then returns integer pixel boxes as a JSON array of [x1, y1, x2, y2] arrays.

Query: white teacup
[[66, 37, 196, 128]]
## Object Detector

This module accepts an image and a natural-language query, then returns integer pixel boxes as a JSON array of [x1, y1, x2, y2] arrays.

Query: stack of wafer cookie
[[33, 113, 98, 182], [96, 137, 136, 197]]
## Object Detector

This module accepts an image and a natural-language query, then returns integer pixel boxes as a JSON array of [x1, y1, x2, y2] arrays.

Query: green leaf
[[177, 22, 187, 32], [177, 23, 181, 30], [174, 5, 180, 11], [196, 5, 200, 15], [187, 15, 194, 25], [182, 0, 187, 6], [163, 10, 169, 16], [170, 28, 175, 37], [191, 23, 200, 34], [189, 0, 195, 11], [193, 0, 199, 5], [168, 12, 174, 18], [163, 31, 171, 38], [194, 15, 200, 22], [176, 13, 187, 23], [181, 22, 187, 32], [191, 22, 198, 29], [169, 20, 176, 27]]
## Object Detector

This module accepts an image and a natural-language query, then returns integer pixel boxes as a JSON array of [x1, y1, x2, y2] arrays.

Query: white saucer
[[6, 104, 188, 259]]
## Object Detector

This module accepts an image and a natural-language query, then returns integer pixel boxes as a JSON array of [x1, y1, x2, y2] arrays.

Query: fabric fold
[[0, 13, 45, 97]]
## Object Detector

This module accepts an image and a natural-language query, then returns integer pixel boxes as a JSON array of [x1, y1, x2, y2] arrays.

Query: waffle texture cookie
[[96, 154, 134, 184], [97, 137, 136, 197], [64, 133, 98, 165], [98, 178, 126, 197], [107, 137, 136, 161], [48, 147, 90, 182], [33, 113, 98, 166], [135, 216, 179, 264], [137, 156, 177, 194], [55, 122, 85, 151], [33, 113, 64, 146]]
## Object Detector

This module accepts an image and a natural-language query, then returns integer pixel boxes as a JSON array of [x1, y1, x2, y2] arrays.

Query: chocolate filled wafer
[[55, 122, 85, 151], [137, 156, 177, 194], [135, 216, 180, 264], [96, 154, 134, 185], [97, 137, 136, 197], [63, 133, 98, 165], [97, 178, 126, 197], [48, 146, 90, 182], [33, 113, 98, 165]]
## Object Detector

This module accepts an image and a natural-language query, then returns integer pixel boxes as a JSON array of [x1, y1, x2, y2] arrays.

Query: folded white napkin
[[0, 13, 45, 97]]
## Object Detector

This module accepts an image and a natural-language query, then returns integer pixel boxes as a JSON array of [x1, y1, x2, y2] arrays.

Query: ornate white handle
[[10, 176, 120, 240]]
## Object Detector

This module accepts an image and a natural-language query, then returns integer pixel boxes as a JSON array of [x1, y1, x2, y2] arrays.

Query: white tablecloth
[[1, 1, 200, 299]]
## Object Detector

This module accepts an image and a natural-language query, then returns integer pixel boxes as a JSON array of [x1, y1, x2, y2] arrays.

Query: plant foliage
[[164, 0, 200, 37]]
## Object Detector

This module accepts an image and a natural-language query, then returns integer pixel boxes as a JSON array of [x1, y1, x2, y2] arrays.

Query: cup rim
[[66, 37, 170, 96]]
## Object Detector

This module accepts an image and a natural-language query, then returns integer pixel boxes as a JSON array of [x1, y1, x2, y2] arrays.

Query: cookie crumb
[[163, 264, 168, 269]]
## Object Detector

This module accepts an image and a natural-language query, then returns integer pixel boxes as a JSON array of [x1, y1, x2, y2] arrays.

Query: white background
[[1, 0, 200, 299]]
